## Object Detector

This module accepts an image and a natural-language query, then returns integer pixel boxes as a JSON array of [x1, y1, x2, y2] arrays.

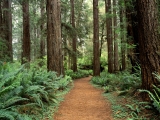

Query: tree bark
[[136, 0, 160, 100], [47, 0, 64, 76], [125, 0, 139, 73], [113, 0, 119, 72], [70, 0, 77, 72], [105, 0, 114, 73], [2, 0, 12, 61], [119, 0, 126, 71], [22, 0, 30, 65], [93, 0, 100, 76], [40, 0, 45, 59], [0, 1, 2, 29]]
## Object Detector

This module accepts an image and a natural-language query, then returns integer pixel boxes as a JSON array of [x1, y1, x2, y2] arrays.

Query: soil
[[54, 76, 113, 120]]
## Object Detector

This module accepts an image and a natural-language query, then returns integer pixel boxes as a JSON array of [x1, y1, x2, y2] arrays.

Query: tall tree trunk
[[33, 5, 37, 60], [93, 0, 100, 76], [99, 22, 105, 57], [70, 0, 77, 72], [113, 0, 119, 72], [22, 0, 30, 65], [0, 1, 2, 29], [2, 0, 12, 61], [119, 0, 126, 71], [125, 0, 139, 73], [137, 0, 160, 100], [0, 0, 3, 42], [47, 0, 64, 76], [0, 1, 3, 60], [105, 0, 114, 73], [40, 0, 45, 59]]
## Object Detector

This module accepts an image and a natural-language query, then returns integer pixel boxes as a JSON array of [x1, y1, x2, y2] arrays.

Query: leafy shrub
[[65, 69, 92, 79], [139, 86, 160, 113], [91, 76, 108, 87], [119, 72, 141, 90], [139, 73, 160, 113], [91, 71, 141, 93], [0, 62, 73, 119]]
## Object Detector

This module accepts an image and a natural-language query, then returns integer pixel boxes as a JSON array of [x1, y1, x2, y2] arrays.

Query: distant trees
[[1, 1, 160, 97], [125, 0, 139, 73]]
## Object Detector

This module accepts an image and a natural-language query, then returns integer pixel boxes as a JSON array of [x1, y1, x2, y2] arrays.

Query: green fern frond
[[4, 97, 28, 108], [25, 85, 44, 94], [0, 109, 16, 120], [17, 103, 39, 110], [16, 114, 33, 120], [152, 72, 160, 82], [29, 94, 44, 108], [139, 89, 160, 112]]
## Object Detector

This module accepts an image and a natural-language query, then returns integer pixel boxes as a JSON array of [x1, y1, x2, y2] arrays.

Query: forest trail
[[54, 76, 113, 120]]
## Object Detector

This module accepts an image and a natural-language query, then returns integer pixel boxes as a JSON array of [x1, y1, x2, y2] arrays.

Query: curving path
[[54, 76, 113, 120]]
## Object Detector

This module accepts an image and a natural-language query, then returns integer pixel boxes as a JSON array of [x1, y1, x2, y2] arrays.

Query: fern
[[16, 114, 33, 120], [139, 88, 160, 113], [0, 110, 16, 120], [0, 63, 73, 120], [4, 97, 28, 108]]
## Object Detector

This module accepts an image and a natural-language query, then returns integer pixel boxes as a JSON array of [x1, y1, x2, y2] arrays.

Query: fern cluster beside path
[[54, 76, 113, 120]]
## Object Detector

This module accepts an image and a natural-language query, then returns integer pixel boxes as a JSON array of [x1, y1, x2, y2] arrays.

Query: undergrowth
[[0, 61, 73, 120], [65, 69, 92, 79], [91, 70, 160, 120]]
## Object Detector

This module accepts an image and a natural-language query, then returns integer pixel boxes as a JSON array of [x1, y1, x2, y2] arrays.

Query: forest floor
[[53, 76, 113, 120]]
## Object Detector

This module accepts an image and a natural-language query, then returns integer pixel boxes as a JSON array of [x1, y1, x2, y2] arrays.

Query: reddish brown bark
[[136, 0, 160, 99], [125, 0, 139, 73], [22, 0, 30, 65], [93, 0, 100, 76], [2, 0, 12, 61], [70, 0, 77, 72], [105, 0, 114, 73], [47, 0, 64, 76], [40, 0, 45, 59], [119, 0, 126, 71], [113, 0, 119, 72]]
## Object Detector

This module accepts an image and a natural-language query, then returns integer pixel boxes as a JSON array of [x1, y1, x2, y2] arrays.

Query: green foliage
[[139, 85, 160, 113], [119, 71, 141, 90], [91, 71, 141, 93], [91, 76, 108, 87], [139, 73, 160, 113], [0, 62, 73, 119], [126, 102, 150, 120], [65, 69, 92, 79]]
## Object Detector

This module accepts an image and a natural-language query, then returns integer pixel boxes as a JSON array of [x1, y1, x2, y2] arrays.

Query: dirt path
[[54, 76, 113, 120]]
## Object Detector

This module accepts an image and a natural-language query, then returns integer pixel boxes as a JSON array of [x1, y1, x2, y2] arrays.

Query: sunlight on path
[[54, 76, 113, 120]]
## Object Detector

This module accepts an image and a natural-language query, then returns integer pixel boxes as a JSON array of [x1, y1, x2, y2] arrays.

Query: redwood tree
[[105, 0, 114, 73], [119, 0, 126, 71], [113, 0, 119, 72], [1, 0, 12, 61], [47, 0, 64, 75], [136, 0, 160, 99], [93, 0, 100, 76], [22, 0, 30, 64], [70, 0, 77, 72], [125, 0, 139, 73], [40, 0, 45, 59]]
